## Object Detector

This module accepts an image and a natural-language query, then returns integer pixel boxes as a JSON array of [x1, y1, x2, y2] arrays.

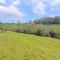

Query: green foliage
[[49, 31, 57, 38], [0, 16, 60, 39], [34, 29, 43, 36], [0, 23, 5, 32], [3, 23, 60, 39], [33, 16, 60, 24], [54, 16, 60, 24]]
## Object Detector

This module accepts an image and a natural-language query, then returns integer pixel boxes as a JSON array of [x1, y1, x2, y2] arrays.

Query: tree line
[[33, 16, 60, 24]]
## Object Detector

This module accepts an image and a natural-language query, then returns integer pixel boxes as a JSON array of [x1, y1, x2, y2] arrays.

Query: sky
[[0, 0, 60, 23]]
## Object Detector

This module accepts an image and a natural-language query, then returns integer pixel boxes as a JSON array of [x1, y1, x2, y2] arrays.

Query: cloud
[[0, 0, 6, 4], [0, 0, 25, 18], [1, 0, 60, 22], [47, 0, 60, 12], [0, 5, 24, 16], [12, 0, 21, 6], [23, 0, 46, 16], [48, 0, 60, 6], [32, 1, 46, 16]]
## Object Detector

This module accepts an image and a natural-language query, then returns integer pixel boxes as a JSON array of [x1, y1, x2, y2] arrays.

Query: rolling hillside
[[0, 32, 60, 60]]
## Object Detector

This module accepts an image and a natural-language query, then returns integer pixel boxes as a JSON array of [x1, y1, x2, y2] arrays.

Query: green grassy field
[[44, 24, 60, 34], [35, 24, 60, 34], [0, 32, 60, 60], [5, 24, 60, 34]]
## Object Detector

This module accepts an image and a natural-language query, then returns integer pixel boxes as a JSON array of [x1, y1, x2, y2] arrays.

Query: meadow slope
[[0, 32, 60, 60]]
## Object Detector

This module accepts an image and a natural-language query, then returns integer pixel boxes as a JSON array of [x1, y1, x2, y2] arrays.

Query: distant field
[[0, 32, 60, 60], [34, 24, 60, 34], [5, 24, 60, 34], [44, 24, 60, 34]]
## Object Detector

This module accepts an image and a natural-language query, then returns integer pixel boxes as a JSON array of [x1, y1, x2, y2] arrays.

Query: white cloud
[[12, 0, 21, 6], [22, 0, 46, 16], [0, 0, 6, 4], [48, 0, 60, 6], [32, 1, 46, 16], [29, 0, 60, 16], [0, 0, 25, 18], [0, 5, 24, 16], [47, 0, 60, 12], [30, 0, 46, 16]]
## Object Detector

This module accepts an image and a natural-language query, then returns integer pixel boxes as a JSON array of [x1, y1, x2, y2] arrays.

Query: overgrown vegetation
[[0, 16, 60, 60], [0, 16, 60, 39], [33, 16, 60, 24]]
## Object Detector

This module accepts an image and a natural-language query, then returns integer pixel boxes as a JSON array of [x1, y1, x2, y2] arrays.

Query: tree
[[0, 23, 4, 32], [34, 29, 43, 36], [54, 16, 60, 24], [49, 31, 56, 38], [15, 28, 20, 33], [28, 20, 32, 24], [17, 20, 20, 25]]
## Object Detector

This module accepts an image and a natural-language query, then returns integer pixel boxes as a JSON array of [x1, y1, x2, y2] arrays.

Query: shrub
[[23, 30, 27, 33], [15, 29, 21, 33], [0, 24, 4, 32], [43, 33, 50, 37], [11, 27, 17, 32], [55, 34, 60, 39], [25, 30, 31, 34], [35, 29, 43, 36], [49, 31, 57, 38]]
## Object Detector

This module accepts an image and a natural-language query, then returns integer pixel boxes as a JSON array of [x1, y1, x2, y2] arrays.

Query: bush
[[43, 33, 50, 37], [23, 30, 27, 33], [15, 29, 21, 33], [0, 24, 4, 32], [49, 31, 57, 38], [34, 29, 43, 36], [25, 30, 31, 34], [55, 34, 60, 39]]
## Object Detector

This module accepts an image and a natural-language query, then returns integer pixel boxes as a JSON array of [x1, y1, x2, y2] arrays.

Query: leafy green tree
[[0, 23, 4, 32], [54, 16, 60, 24]]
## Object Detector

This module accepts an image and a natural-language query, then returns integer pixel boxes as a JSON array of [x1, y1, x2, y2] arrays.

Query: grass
[[0, 32, 60, 60], [19, 24, 60, 34], [44, 24, 60, 34], [34, 24, 60, 34]]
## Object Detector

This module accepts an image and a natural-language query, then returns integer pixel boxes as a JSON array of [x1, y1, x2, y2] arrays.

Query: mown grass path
[[0, 32, 60, 60]]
